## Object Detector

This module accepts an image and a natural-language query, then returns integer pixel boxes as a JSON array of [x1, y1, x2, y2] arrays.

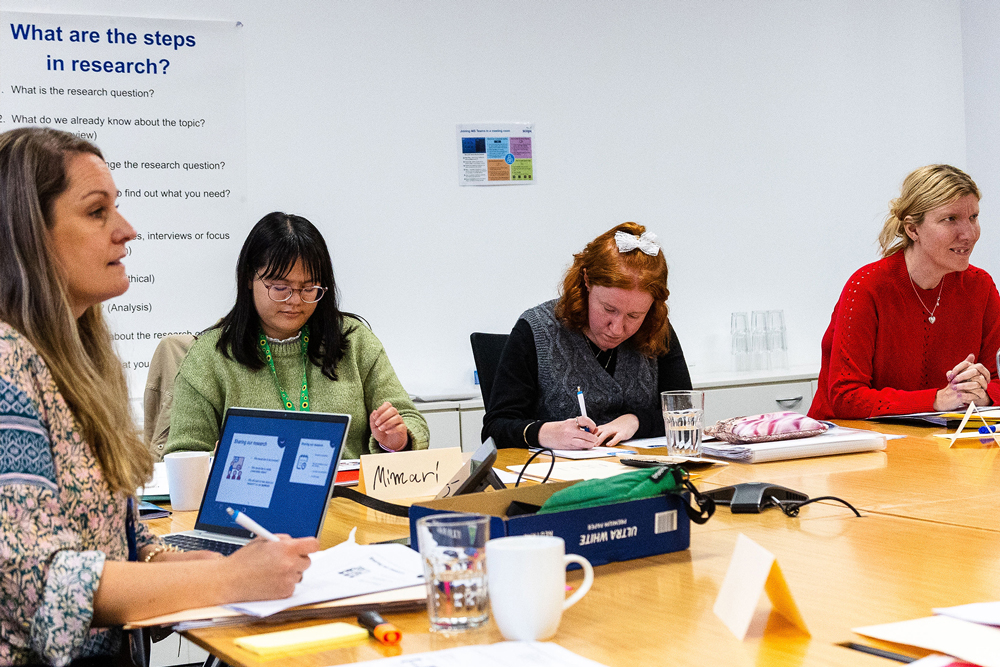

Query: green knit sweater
[[164, 321, 429, 459]]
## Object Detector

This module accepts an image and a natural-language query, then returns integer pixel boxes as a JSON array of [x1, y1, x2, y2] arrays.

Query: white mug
[[486, 535, 594, 641], [163, 451, 212, 511]]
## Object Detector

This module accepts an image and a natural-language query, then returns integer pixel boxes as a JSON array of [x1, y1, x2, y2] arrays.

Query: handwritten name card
[[361, 447, 464, 501]]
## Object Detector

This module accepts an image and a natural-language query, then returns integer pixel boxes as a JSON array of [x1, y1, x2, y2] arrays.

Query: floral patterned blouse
[[0, 322, 160, 666]]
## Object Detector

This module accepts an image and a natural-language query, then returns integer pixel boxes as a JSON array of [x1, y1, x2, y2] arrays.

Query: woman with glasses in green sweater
[[165, 212, 429, 459]]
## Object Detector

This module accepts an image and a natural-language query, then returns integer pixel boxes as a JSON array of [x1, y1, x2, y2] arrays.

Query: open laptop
[[163, 407, 350, 555]]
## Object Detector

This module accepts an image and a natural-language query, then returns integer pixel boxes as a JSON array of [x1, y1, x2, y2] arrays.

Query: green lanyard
[[258, 325, 310, 411]]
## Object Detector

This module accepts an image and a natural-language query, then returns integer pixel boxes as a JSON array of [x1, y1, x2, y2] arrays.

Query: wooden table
[[146, 423, 1000, 666]]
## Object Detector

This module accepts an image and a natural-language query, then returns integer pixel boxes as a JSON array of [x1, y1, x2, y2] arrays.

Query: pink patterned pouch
[[706, 411, 828, 444]]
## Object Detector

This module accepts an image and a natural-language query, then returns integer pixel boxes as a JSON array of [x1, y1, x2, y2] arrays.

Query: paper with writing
[[361, 447, 463, 501], [223, 535, 424, 617]]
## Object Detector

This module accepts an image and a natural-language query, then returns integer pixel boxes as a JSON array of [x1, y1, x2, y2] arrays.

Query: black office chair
[[470, 332, 509, 410]]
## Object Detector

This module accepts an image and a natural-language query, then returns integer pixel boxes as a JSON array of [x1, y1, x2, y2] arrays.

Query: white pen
[[226, 507, 279, 542], [576, 386, 592, 433], [576, 386, 588, 420]]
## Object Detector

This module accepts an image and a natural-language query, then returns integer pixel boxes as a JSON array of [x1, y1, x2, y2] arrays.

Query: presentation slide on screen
[[215, 433, 285, 509], [0, 12, 248, 399], [289, 437, 335, 487]]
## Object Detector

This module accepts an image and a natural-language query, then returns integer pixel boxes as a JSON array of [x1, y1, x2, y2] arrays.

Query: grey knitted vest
[[521, 300, 658, 425]]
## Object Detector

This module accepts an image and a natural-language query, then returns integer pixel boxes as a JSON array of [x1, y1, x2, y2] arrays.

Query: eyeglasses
[[258, 277, 328, 303]]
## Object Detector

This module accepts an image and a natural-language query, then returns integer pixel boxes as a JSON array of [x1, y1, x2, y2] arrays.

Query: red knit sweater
[[808, 252, 1000, 419]]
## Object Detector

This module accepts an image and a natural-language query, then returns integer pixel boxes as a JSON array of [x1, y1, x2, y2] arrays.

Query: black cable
[[769, 494, 862, 518], [515, 447, 556, 486]]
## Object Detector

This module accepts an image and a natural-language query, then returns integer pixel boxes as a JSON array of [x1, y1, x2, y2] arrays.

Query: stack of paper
[[854, 613, 1000, 667], [126, 531, 425, 629], [225, 534, 424, 617], [701, 426, 886, 463]]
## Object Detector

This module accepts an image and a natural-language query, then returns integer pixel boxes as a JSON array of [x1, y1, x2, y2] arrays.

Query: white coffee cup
[[486, 535, 594, 641], [163, 451, 212, 511]]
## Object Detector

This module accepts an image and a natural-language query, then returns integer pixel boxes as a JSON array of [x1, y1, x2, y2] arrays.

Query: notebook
[[163, 407, 350, 555], [700, 425, 887, 463]]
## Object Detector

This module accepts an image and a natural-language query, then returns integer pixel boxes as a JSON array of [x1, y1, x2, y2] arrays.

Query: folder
[[123, 584, 426, 630], [701, 427, 887, 463]]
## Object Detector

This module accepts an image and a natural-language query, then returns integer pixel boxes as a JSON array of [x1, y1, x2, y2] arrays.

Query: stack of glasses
[[731, 310, 787, 371]]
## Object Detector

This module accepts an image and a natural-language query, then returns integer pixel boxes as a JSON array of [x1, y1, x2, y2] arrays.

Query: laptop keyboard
[[163, 534, 243, 556]]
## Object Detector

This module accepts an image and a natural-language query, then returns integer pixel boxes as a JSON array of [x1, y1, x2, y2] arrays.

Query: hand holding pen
[[538, 417, 598, 450], [222, 508, 319, 599]]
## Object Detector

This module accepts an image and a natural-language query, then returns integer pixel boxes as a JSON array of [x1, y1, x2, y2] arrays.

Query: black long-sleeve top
[[481, 318, 693, 448]]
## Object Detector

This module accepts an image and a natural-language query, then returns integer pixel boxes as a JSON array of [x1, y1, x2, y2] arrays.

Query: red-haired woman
[[482, 222, 692, 450]]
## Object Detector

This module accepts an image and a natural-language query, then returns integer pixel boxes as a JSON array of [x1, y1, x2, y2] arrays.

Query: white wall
[[962, 0, 1000, 283], [4, 1, 973, 396]]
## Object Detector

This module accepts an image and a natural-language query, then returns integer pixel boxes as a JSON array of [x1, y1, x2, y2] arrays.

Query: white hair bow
[[614, 231, 660, 256]]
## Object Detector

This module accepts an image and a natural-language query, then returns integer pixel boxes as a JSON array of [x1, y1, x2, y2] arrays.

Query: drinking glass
[[416, 513, 490, 631], [661, 390, 705, 456], [766, 309, 788, 369], [751, 310, 769, 370], [731, 312, 750, 372]]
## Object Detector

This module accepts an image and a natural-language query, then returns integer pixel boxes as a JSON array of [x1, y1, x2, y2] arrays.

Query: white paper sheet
[[345, 641, 609, 666], [853, 615, 1000, 667], [934, 601, 1000, 626], [530, 447, 635, 460], [620, 437, 667, 449], [493, 468, 522, 484], [224, 533, 423, 617], [506, 460, 635, 482]]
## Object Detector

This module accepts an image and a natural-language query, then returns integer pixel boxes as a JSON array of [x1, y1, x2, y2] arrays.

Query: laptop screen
[[194, 407, 349, 539]]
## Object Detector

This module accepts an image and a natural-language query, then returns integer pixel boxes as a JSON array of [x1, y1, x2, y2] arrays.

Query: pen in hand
[[576, 386, 591, 433], [226, 507, 279, 542]]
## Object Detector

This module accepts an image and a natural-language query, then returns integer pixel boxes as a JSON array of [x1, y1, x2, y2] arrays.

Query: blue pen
[[978, 425, 996, 434]]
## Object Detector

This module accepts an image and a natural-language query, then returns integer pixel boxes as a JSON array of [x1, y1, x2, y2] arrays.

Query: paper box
[[408, 480, 689, 567]]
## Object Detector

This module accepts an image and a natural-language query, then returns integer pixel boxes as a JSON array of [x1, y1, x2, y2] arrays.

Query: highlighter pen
[[226, 507, 279, 542], [576, 386, 591, 432], [357, 611, 402, 645], [979, 425, 997, 434]]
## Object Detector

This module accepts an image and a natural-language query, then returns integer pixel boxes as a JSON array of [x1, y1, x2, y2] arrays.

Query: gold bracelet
[[523, 421, 539, 447], [143, 544, 181, 563]]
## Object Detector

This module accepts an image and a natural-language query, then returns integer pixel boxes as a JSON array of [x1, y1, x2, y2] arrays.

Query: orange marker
[[357, 611, 401, 645]]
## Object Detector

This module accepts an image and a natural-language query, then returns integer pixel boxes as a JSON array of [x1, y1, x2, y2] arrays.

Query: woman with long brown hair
[[482, 222, 692, 449], [0, 127, 317, 665]]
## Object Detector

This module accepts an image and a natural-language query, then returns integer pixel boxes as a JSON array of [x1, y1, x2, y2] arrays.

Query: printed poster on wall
[[457, 123, 533, 185], [0, 12, 247, 402]]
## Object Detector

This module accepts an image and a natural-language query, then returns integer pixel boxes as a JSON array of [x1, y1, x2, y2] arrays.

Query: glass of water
[[661, 390, 705, 456], [416, 513, 490, 632]]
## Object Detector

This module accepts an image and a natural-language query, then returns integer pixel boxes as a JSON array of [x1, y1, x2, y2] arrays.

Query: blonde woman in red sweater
[[809, 165, 1000, 419]]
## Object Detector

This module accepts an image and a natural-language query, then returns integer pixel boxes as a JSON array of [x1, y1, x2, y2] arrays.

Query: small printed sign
[[457, 123, 534, 185]]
